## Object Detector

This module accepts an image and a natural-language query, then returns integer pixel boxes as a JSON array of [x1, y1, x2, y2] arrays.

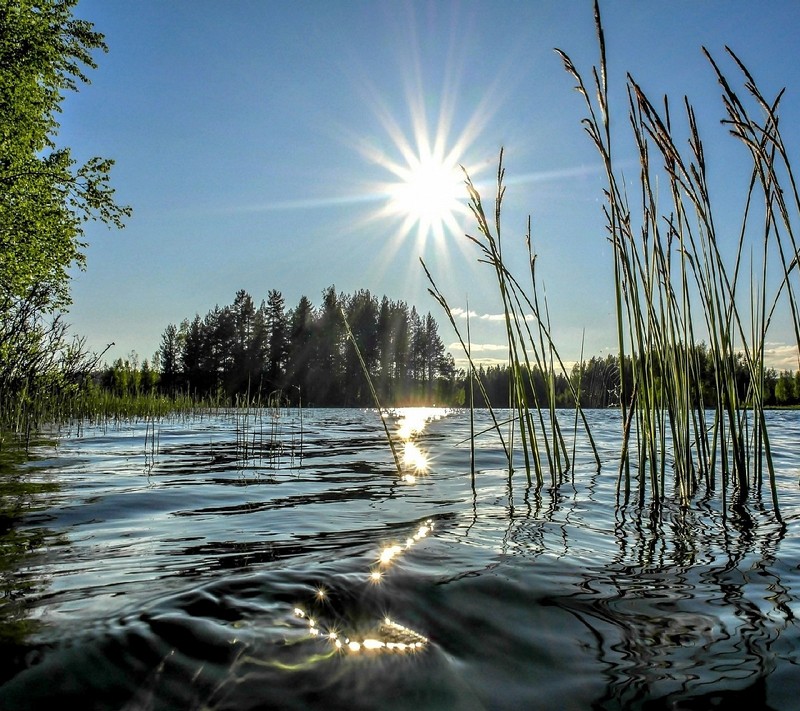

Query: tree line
[[100, 287, 459, 407], [471, 346, 800, 409], [101, 313, 800, 410]]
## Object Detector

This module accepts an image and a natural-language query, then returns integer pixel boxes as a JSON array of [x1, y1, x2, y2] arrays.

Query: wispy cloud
[[764, 342, 800, 370], [447, 342, 508, 352], [452, 355, 509, 369], [450, 307, 535, 322]]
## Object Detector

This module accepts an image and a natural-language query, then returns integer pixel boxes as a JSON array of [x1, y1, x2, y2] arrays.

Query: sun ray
[[350, 42, 500, 263]]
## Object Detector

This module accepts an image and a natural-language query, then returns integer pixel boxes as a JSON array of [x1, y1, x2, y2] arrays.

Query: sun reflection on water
[[286, 411, 449, 658], [293, 517, 435, 655], [395, 407, 446, 440], [379, 545, 404, 565], [403, 441, 428, 474], [393, 407, 450, 479]]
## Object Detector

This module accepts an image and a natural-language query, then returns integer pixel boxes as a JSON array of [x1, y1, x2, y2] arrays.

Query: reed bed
[[429, 0, 799, 512], [423, 152, 600, 486], [0, 382, 224, 452], [231, 388, 304, 468], [555, 0, 800, 510]]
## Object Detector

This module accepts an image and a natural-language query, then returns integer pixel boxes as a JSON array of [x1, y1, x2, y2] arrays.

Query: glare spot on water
[[394, 408, 447, 479], [414, 521, 433, 540], [403, 441, 429, 473], [397, 412, 427, 440], [379, 545, 404, 565], [395, 407, 446, 440], [296, 518, 436, 656]]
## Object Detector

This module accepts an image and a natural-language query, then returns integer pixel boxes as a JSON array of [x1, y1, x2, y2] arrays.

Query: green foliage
[[0, 0, 130, 309], [0, 0, 129, 432]]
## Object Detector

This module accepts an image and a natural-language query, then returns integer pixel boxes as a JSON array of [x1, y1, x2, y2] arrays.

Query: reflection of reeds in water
[[448, 459, 791, 705], [0, 445, 61, 649]]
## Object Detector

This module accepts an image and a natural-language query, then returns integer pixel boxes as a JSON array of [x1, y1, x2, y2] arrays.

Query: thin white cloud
[[448, 342, 508, 352], [449, 307, 478, 319], [450, 307, 535, 322], [480, 313, 512, 322], [452, 356, 509, 369], [764, 343, 800, 371]]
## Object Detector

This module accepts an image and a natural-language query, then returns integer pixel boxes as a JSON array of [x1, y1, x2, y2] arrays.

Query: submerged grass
[[429, 0, 798, 513]]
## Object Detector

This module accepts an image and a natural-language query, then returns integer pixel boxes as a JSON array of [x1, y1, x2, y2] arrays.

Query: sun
[[383, 144, 466, 246], [343, 17, 504, 268], [354, 73, 493, 255]]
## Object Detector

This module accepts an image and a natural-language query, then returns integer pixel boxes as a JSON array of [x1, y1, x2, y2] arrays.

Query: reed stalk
[[425, 0, 795, 511], [423, 151, 599, 485], [340, 307, 403, 476], [553, 0, 799, 510]]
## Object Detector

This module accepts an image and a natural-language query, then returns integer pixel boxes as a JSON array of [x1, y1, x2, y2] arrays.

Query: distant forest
[[97, 286, 800, 409], [473, 350, 800, 409], [100, 287, 459, 407]]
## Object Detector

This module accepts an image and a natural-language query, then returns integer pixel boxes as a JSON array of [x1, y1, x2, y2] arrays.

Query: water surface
[[1, 407, 799, 709]]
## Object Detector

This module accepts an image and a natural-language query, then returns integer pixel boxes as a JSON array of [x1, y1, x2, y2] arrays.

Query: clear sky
[[60, 0, 800, 371]]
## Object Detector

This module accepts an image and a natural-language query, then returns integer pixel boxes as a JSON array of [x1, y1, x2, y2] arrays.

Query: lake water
[[1, 407, 799, 710]]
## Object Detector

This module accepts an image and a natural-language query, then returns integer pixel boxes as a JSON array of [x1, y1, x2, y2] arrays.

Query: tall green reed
[[422, 151, 600, 486], [425, 0, 797, 513], [553, 0, 800, 510]]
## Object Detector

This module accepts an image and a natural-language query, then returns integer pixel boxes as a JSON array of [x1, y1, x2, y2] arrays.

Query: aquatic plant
[[422, 155, 600, 486], [429, 0, 798, 512], [340, 307, 404, 476], [230, 387, 304, 468], [556, 0, 800, 510]]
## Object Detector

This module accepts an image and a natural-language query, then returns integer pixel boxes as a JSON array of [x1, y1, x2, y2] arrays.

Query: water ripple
[[2, 408, 800, 709]]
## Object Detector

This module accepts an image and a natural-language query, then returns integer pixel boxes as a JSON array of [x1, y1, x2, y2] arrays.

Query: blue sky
[[61, 0, 800, 370]]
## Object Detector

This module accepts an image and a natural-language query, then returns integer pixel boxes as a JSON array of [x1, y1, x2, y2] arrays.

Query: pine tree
[[286, 295, 315, 404], [265, 290, 288, 393]]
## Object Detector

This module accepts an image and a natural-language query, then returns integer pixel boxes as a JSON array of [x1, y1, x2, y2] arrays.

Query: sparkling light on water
[[293, 517, 435, 654], [403, 441, 429, 473], [379, 545, 404, 565], [394, 407, 449, 479]]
